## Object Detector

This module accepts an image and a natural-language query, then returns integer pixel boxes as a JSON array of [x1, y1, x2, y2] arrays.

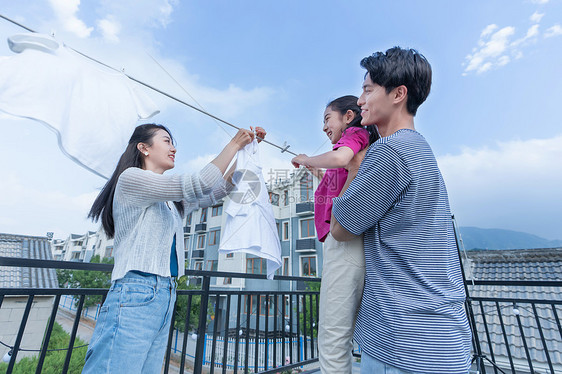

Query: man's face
[[357, 74, 393, 127]]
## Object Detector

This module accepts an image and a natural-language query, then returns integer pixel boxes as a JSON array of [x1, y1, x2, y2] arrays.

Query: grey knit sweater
[[111, 163, 227, 281]]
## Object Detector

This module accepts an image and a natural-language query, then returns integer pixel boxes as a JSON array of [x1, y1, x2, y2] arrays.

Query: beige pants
[[318, 232, 365, 374]]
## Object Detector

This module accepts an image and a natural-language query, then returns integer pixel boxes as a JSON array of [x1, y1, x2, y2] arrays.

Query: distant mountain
[[459, 227, 562, 250]]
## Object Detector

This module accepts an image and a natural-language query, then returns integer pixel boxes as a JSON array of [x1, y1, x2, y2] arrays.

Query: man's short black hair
[[360, 47, 432, 116]]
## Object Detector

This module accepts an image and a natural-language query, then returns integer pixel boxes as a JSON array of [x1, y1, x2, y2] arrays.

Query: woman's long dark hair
[[327, 95, 379, 144], [88, 123, 184, 238]]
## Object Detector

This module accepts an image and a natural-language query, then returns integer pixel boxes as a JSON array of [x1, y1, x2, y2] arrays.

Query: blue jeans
[[360, 353, 423, 374], [82, 272, 177, 374], [360, 353, 469, 374]]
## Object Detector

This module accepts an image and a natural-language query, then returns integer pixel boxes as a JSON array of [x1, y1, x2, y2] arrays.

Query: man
[[331, 47, 471, 373]]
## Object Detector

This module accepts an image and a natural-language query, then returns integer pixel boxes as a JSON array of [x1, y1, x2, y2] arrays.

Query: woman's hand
[[251, 126, 266, 143], [291, 154, 309, 168], [231, 128, 255, 150]]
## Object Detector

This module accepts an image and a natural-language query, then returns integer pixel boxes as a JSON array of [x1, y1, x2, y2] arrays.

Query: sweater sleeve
[[117, 163, 223, 207], [184, 176, 235, 211]]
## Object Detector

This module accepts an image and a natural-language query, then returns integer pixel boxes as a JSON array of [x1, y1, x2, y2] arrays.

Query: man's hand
[[346, 147, 368, 174]]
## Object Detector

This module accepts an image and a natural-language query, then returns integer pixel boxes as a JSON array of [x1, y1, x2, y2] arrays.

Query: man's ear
[[393, 85, 408, 105]]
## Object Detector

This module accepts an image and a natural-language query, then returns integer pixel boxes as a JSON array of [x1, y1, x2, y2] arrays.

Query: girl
[[291, 95, 377, 374], [83, 123, 264, 374]]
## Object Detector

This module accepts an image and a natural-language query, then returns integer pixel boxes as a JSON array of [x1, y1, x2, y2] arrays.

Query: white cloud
[[464, 26, 515, 74], [480, 24, 498, 38], [530, 0, 549, 4], [544, 24, 562, 38], [438, 135, 562, 238], [97, 0, 177, 30], [530, 11, 544, 23], [511, 24, 540, 47], [97, 17, 121, 43], [48, 0, 93, 38], [0, 173, 99, 238], [463, 10, 548, 76]]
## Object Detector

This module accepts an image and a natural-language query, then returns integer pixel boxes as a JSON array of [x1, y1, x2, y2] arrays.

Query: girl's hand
[[291, 154, 309, 168], [306, 166, 325, 180], [231, 128, 255, 150], [250, 126, 266, 143]]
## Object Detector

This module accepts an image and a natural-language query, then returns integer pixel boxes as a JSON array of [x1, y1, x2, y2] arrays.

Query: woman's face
[[142, 129, 176, 174], [322, 107, 347, 144]]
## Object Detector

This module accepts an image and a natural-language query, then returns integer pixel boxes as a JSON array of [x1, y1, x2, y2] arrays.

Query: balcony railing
[[191, 249, 205, 258], [295, 238, 316, 252], [195, 223, 207, 233], [465, 279, 562, 374], [1, 256, 561, 374], [0, 256, 321, 374], [295, 202, 314, 215]]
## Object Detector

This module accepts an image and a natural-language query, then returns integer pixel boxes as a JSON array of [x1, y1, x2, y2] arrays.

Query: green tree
[[58, 255, 113, 309], [298, 281, 320, 338], [55, 268, 72, 288], [173, 276, 214, 333], [0, 322, 87, 374]]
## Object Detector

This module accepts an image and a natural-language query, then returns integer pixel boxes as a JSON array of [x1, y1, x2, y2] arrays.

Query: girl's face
[[142, 129, 176, 174], [322, 107, 348, 144]]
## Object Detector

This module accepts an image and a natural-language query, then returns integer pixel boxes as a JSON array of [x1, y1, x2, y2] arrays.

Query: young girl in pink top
[[292, 95, 377, 374]]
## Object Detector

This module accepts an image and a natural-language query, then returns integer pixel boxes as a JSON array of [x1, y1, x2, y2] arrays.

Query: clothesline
[[0, 14, 298, 157]]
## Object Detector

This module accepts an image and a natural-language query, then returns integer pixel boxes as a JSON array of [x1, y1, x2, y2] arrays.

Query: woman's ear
[[137, 143, 148, 156]]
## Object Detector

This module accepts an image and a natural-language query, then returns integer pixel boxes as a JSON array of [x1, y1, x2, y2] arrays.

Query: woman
[[82, 123, 263, 373]]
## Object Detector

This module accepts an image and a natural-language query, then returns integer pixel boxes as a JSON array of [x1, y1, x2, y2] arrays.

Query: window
[[244, 295, 258, 315], [226, 253, 234, 258], [197, 234, 206, 249], [211, 205, 222, 217], [246, 258, 266, 274], [282, 222, 289, 241], [300, 172, 313, 202], [209, 229, 220, 246], [200, 208, 208, 223], [104, 246, 113, 258], [300, 218, 315, 238], [243, 295, 275, 316], [282, 257, 290, 276], [259, 295, 275, 316], [283, 190, 289, 206], [301, 256, 317, 277], [283, 295, 290, 318], [194, 261, 203, 270], [223, 277, 232, 285], [206, 260, 218, 271], [186, 213, 192, 225], [269, 192, 279, 206]]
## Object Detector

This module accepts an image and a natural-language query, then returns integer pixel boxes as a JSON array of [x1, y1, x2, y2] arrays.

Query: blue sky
[[0, 0, 561, 240]]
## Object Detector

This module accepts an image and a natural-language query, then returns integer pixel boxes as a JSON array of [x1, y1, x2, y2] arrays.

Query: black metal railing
[[0, 256, 320, 374], [465, 279, 562, 374], [1, 256, 561, 374]]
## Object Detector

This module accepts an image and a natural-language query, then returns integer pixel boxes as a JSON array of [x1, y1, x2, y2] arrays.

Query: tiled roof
[[0, 233, 59, 288], [463, 248, 561, 372]]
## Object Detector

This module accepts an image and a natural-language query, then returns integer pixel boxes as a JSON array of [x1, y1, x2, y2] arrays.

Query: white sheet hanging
[[219, 140, 282, 279], [0, 33, 159, 178]]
